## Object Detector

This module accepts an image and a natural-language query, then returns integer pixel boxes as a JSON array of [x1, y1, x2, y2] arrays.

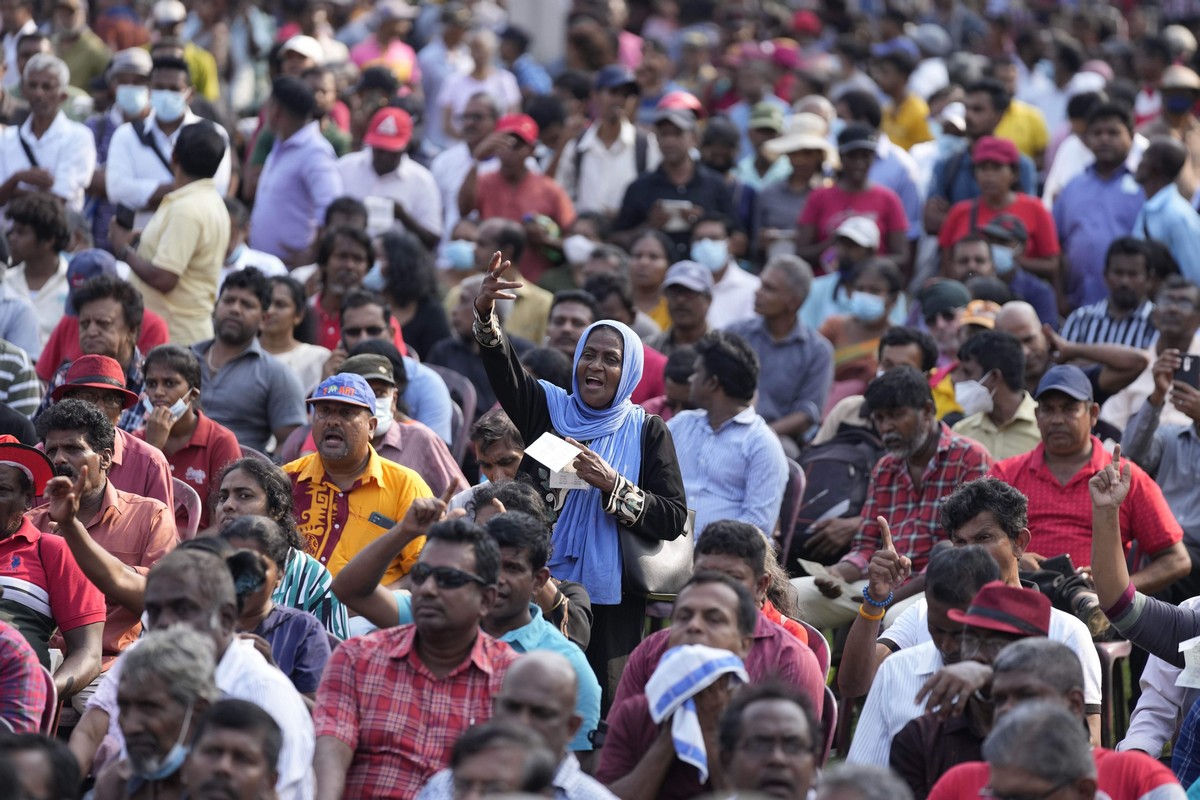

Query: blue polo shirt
[[1134, 184, 1200, 289], [1053, 164, 1145, 308]]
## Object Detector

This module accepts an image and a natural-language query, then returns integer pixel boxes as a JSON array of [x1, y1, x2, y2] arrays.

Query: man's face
[[280, 52, 316, 77], [307, 71, 336, 117], [701, 138, 737, 174], [665, 285, 711, 330], [53, 0, 83, 33], [7, 220, 47, 264], [655, 121, 690, 163], [490, 546, 545, 627], [311, 401, 375, 464], [144, 570, 226, 635], [694, 551, 766, 605], [475, 438, 523, 483], [460, 97, 498, 147], [43, 428, 109, 494], [23, 67, 62, 118], [117, 673, 192, 776], [452, 744, 530, 800], [840, 149, 874, 184], [1086, 117, 1132, 167], [410, 539, 494, 638], [926, 596, 968, 665], [15, 38, 49, 78], [869, 405, 931, 458], [991, 671, 1068, 723], [596, 85, 633, 123], [1035, 392, 1096, 458], [949, 512, 1022, 584], [62, 386, 126, 426], [1154, 285, 1200, 340], [687, 355, 715, 409], [0, 0, 25, 31], [214, 287, 264, 346], [878, 343, 924, 373], [996, 313, 1049, 387], [722, 699, 816, 800], [950, 240, 994, 282], [494, 670, 577, 758], [667, 581, 750, 656], [546, 300, 594, 358], [340, 303, 390, 351], [1104, 253, 1150, 312], [595, 291, 634, 326], [371, 147, 404, 176], [0, 466, 31, 529], [322, 235, 371, 298], [78, 297, 135, 361], [181, 726, 278, 800], [663, 376, 693, 415], [926, 307, 964, 356], [964, 91, 1001, 138], [150, 66, 191, 98]]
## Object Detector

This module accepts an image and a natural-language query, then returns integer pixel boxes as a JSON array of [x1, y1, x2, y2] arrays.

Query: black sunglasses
[[410, 562, 489, 589]]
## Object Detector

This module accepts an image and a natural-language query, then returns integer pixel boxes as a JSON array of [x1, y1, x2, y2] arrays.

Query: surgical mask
[[954, 371, 996, 417], [374, 400, 394, 437], [1165, 93, 1195, 115], [225, 243, 245, 266], [150, 89, 188, 123], [444, 239, 477, 270], [690, 238, 729, 272], [115, 84, 149, 117], [992, 244, 1016, 276], [562, 234, 594, 266], [141, 391, 192, 422], [363, 261, 385, 291], [133, 702, 193, 782], [848, 291, 886, 323]]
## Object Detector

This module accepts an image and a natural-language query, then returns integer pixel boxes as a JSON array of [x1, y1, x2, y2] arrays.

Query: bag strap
[[571, 129, 587, 197], [17, 131, 37, 169], [133, 119, 172, 172], [968, 198, 980, 233], [635, 130, 648, 174]]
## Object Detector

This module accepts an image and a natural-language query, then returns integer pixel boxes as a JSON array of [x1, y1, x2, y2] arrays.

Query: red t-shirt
[[310, 294, 408, 355], [928, 748, 1183, 800], [937, 193, 1061, 259], [132, 411, 242, 529], [474, 170, 577, 284], [797, 184, 909, 248], [36, 309, 171, 382], [630, 344, 667, 406]]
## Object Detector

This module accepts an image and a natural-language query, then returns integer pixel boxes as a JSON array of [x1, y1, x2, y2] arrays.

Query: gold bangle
[[858, 604, 886, 622]]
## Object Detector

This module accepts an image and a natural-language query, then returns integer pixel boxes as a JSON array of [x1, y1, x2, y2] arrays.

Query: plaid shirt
[[842, 423, 993, 575], [314, 624, 518, 800], [0, 617, 46, 733]]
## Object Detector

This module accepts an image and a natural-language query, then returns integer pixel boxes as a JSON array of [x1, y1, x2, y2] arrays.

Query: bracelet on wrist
[[858, 604, 886, 622], [862, 585, 894, 608]]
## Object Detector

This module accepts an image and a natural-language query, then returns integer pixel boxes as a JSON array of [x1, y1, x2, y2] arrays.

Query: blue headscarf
[[541, 320, 645, 604]]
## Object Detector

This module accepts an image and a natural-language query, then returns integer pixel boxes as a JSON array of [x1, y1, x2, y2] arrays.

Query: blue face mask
[[150, 89, 188, 123], [115, 84, 148, 118], [362, 261, 385, 291], [133, 702, 193, 782], [141, 391, 192, 422], [444, 239, 477, 270], [848, 290, 887, 323], [690, 238, 729, 272], [992, 244, 1016, 275]]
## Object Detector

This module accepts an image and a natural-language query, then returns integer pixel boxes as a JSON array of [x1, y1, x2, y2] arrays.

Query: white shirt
[[908, 57, 949, 100], [106, 109, 233, 229], [881, 596, 1102, 707], [337, 149, 443, 238], [708, 262, 761, 330], [7, 254, 68, 353], [1043, 132, 1149, 210], [0, 111, 96, 213], [555, 120, 662, 215], [1100, 331, 1200, 433], [220, 244, 287, 288], [430, 141, 500, 242], [88, 637, 315, 800], [846, 641, 944, 766], [2, 19, 36, 89], [1118, 596, 1200, 755]]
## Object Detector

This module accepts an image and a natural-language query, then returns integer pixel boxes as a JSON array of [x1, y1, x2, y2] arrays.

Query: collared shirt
[[1054, 164, 1147, 308], [846, 641, 945, 766], [1118, 597, 1200, 756], [417, 36, 473, 151], [883, 93, 933, 152], [443, 274, 553, 345], [1061, 298, 1158, 350], [1043, 131, 1148, 210], [336, 150, 443, 238], [707, 263, 760, 330], [105, 109, 233, 228], [473, 169, 576, 283], [1102, 332, 1200, 433], [951, 391, 1041, 460], [248, 121, 344, 261], [929, 750, 1185, 800], [309, 295, 408, 353], [430, 142, 500, 242], [131, 410, 241, 529], [0, 517, 106, 667], [417, 753, 617, 800], [277, 547, 349, 640], [843, 424, 993, 574], [0, 617, 45, 733], [1124, 400, 1200, 545], [1134, 184, 1200, 288], [90, 636, 316, 800], [755, 179, 813, 235], [0, 279, 40, 357], [91, 427, 174, 510], [30, 480, 176, 664], [731, 153, 792, 192], [133, 178, 231, 345], [37, 312, 168, 384], [928, 138, 1037, 205], [0, 338, 39, 417], [40, 347, 149, 432], [0, 111, 96, 212], [284, 448, 432, 582], [890, 699, 984, 797], [192, 338, 307, 451], [253, 604, 330, 694], [667, 406, 789, 539], [557, 120, 662, 214], [991, 436, 1183, 567], [993, 98, 1049, 159], [314, 624, 518, 800], [7, 255, 69, 350], [726, 316, 834, 426]]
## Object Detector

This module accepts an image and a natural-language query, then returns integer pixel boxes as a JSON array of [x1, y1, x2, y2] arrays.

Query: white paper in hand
[[364, 196, 395, 237], [1177, 635, 1200, 689], [524, 433, 591, 490]]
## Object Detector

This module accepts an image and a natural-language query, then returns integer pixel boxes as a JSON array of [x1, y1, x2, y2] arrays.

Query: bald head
[[995, 301, 1050, 388], [144, 549, 238, 653], [505, 651, 577, 707], [495, 651, 582, 759]]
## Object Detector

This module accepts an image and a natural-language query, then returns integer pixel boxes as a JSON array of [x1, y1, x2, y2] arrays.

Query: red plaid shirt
[[990, 437, 1182, 567], [0, 617, 46, 733], [314, 624, 518, 800], [842, 423, 994, 575]]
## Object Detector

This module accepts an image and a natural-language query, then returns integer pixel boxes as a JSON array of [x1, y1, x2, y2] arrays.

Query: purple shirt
[[1053, 164, 1145, 308], [254, 604, 331, 694], [248, 121, 343, 260]]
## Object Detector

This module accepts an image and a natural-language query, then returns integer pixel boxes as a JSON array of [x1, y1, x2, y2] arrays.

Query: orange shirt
[[474, 170, 577, 283]]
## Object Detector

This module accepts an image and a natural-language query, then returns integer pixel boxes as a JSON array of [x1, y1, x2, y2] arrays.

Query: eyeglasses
[[343, 326, 386, 338], [960, 630, 1014, 661], [736, 735, 814, 756], [925, 310, 958, 326], [409, 562, 490, 589], [979, 779, 1074, 800]]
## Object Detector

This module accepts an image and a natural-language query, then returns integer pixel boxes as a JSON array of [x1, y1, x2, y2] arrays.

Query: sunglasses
[[409, 562, 489, 589], [343, 326, 387, 338], [924, 309, 958, 326]]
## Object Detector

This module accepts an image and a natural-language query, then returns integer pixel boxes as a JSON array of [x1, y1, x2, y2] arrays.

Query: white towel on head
[[644, 644, 749, 783]]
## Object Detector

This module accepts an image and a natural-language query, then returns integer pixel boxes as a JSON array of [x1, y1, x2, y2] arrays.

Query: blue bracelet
[[862, 586, 893, 608]]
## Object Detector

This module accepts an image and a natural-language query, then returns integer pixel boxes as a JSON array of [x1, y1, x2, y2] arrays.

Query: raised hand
[[1151, 349, 1183, 404], [474, 251, 522, 318], [1088, 443, 1131, 510], [865, 516, 911, 604], [44, 465, 87, 529], [397, 494, 449, 538]]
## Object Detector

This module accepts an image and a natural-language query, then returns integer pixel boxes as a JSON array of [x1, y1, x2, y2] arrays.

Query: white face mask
[[954, 370, 996, 417], [562, 234, 595, 266], [374, 391, 395, 437], [141, 390, 192, 423]]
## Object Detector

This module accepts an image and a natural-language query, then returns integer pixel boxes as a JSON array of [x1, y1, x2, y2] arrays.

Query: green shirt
[[55, 28, 111, 90]]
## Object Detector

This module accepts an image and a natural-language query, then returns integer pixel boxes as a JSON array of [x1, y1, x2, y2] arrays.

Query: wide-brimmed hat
[[763, 112, 837, 163], [0, 438, 54, 495], [947, 581, 1051, 637], [50, 354, 138, 409]]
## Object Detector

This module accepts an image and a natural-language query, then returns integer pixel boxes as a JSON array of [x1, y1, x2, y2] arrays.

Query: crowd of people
[[5, 0, 1200, 798]]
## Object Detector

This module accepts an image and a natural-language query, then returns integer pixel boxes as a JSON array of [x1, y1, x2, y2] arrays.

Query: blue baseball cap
[[594, 64, 639, 94], [1034, 365, 1094, 403], [308, 373, 377, 415], [65, 249, 119, 315]]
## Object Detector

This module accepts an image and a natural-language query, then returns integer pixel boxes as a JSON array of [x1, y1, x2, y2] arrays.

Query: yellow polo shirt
[[131, 178, 230, 346], [994, 100, 1050, 160], [883, 94, 933, 151], [285, 448, 433, 584], [952, 391, 1041, 460]]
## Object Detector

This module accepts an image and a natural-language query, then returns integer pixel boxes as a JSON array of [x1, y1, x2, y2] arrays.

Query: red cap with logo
[[494, 113, 539, 145], [363, 107, 414, 153]]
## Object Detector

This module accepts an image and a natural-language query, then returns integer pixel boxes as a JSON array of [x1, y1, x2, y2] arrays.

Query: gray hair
[[817, 764, 914, 800], [589, 244, 629, 272], [982, 701, 1095, 785], [24, 53, 69, 88], [120, 626, 219, 707], [466, 90, 501, 119], [466, 28, 497, 53], [993, 639, 1084, 695], [764, 254, 814, 301]]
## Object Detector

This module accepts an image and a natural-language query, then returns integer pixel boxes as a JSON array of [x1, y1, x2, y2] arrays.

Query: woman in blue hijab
[[474, 252, 688, 709]]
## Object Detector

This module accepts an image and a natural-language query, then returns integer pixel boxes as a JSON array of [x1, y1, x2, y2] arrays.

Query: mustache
[[54, 465, 76, 479]]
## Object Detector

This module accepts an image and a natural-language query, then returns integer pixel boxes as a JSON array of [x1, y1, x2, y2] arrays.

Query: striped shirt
[[846, 641, 944, 766], [0, 339, 39, 417], [275, 547, 349, 640], [1061, 299, 1158, 350]]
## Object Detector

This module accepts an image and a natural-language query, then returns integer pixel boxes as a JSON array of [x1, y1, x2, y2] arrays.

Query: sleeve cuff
[[842, 553, 870, 573], [603, 473, 645, 526], [472, 307, 502, 348]]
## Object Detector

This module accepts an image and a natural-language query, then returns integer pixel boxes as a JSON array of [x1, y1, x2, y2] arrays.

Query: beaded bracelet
[[858, 604, 886, 622], [861, 585, 894, 608]]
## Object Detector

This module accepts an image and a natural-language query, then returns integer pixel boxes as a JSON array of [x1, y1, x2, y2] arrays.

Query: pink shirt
[[798, 183, 909, 247], [350, 36, 421, 85]]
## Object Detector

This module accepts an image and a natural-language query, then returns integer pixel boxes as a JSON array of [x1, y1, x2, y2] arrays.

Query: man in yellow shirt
[[109, 121, 229, 345], [875, 49, 933, 151], [990, 59, 1050, 164], [285, 373, 432, 584]]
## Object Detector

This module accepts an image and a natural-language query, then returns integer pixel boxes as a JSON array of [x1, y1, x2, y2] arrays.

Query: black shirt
[[613, 162, 737, 260]]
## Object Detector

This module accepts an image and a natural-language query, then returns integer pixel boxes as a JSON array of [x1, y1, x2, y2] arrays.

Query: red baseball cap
[[948, 581, 1052, 637], [973, 135, 1020, 166], [363, 107, 413, 153], [50, 354, 139, 409], [495, 113, 539, 146], [792, 9, 822, 35]]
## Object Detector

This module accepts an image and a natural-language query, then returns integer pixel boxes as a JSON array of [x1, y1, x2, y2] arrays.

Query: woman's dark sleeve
[[476, 311, 552, 445], [1110, 591, 1200, 668], [403, 301, 453, 360], [602, 415, 688, 542]]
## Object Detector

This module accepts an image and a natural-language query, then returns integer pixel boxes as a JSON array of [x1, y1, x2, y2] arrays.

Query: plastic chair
[[798, 619, 830, 680], [240, 445, 273, 464], [172, 478, 202, 541], [820, 684, 838, 766], [1097, 639, 1132, 748], [427, 365, 478, 465], [775, 458, 807, 570], [38, 664, 58, 736]]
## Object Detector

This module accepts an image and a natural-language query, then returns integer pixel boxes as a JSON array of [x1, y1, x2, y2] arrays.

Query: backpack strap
[[635, 129, 648, 174], [133, 119, 172, 172]]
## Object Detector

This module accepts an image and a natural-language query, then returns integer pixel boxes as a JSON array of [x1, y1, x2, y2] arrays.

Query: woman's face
[[576, 327, 625, 410], [975, 161, 1014, 198], [143, 364, 195, 410], [226, 536, 280, 618], [787, 148, 825, 179], [214, 469, 271, 531], [263, 283, 300, 338], [853, 268, 895, 308], [630, 236, 669, 292]]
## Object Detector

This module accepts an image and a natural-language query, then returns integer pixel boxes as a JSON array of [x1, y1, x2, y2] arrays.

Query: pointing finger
[[878, 516, 895, 553]]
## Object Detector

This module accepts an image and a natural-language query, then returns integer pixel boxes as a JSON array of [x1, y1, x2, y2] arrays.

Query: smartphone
[[368, 511, 396, 529], [1176, 354, 1200, 389], [115, 203, 136, 230], [660, 199, 694, 233]]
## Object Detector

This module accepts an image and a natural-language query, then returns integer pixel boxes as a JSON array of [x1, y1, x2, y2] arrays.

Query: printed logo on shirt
[[185, 467, 206, 485]]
